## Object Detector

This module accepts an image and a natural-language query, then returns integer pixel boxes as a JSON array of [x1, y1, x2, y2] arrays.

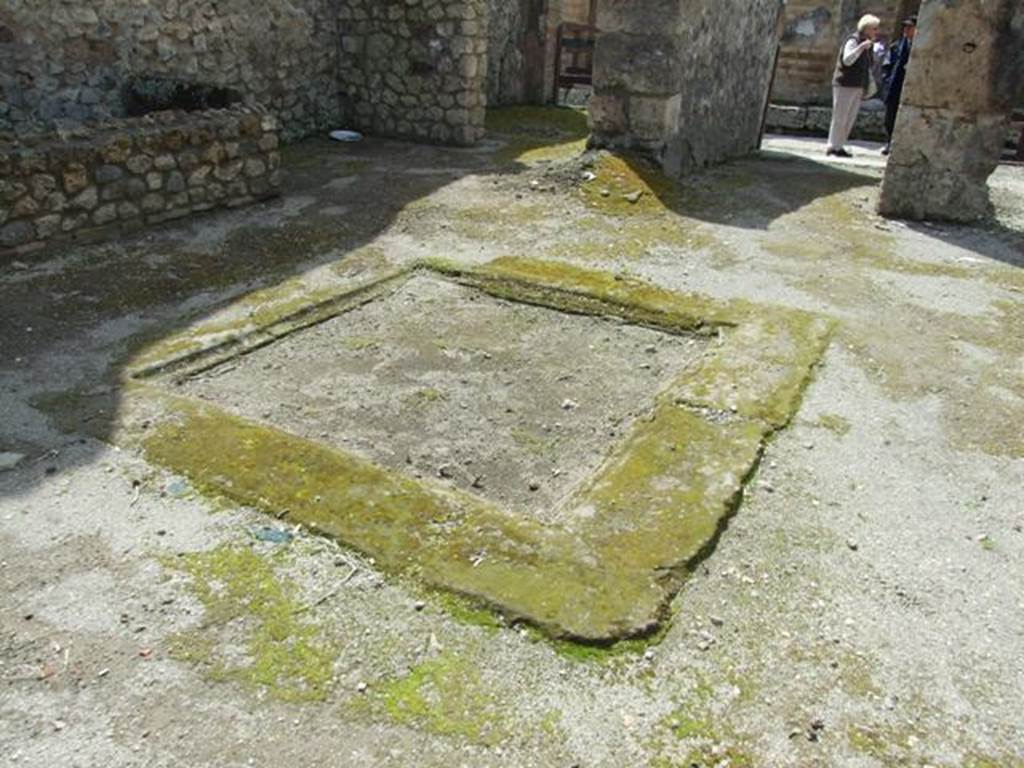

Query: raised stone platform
[[179, 273, 710, 520]]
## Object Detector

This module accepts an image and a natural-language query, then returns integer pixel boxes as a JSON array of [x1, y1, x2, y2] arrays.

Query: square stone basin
[[125, 258, 832, 642], [181, 274, 708, 523]]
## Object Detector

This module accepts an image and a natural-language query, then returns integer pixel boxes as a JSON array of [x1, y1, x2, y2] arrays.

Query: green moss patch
[[580, 152, 682, 216], [166, 545, 337, 702], [486, 106, 590, 166], [546, 215, 723, 263], [651, 689, 756, 768], [128, 267, 407, 379], [366, 652, 507, 745], [816, 413, 852, 436], [766, 187, 1024, 459]]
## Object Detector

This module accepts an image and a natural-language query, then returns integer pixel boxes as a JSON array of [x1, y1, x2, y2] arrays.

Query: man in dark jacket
[[882, 16, 917, 155]]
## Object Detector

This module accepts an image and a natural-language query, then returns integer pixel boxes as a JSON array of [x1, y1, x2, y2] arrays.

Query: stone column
[[588, 0, 685, 167], [878, 0, 1024, 221], [589, 0, 785, 176]]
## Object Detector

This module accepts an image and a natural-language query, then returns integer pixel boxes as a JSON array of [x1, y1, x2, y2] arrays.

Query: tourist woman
[[827, 14, 881, 158]]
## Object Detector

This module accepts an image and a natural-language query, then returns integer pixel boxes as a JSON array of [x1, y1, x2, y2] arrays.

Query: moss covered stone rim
[[126, 257, 834, 644]]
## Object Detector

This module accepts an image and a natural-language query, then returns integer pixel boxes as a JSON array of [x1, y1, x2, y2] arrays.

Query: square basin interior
[[180, 274, 711, 523]]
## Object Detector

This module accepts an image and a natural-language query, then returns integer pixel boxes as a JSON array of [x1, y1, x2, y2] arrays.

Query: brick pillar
[[878, 0, 1024, 221]]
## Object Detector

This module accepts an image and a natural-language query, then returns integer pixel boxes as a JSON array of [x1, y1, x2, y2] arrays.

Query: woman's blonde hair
[[858, 14, 882, 32]]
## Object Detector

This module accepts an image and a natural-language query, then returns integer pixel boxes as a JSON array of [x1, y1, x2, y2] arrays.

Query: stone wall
[[879, 0, 1024, 221], [337, 0, 488, 146], [590, 0, 785, 176], [488, 0, 530, 107], [0, 106, 281, 259], [0, 0, 340, 142], [767, 102, 887, 140]]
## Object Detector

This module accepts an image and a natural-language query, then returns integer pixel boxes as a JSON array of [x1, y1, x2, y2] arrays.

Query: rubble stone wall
[[767, 102, 887, 140], [0, 0, 340, 142], [337, 0, 489, 145], [590, 0, 785, 176], [0, 106, 281, 259]]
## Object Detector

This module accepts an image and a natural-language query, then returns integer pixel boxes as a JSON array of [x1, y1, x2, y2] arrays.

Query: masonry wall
[[590, 0, 785, 176], [488, 0, 532, 107], [0, 0, 340, 142], [0, 106, 281, 258], [337, 0, 488, 146]]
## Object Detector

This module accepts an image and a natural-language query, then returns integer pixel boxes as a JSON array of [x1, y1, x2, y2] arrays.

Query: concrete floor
[[1, 121, 1022, 767]]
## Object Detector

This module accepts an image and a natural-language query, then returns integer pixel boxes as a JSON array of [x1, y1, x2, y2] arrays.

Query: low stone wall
[[0, 0, 340, 142], [337, 0, 488, 145], [766, 102, 887, 140], [1, 107, 281, 259]]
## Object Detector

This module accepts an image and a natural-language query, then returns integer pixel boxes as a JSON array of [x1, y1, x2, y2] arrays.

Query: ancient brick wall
[[590, 0, 785, 176], [0, 0, 340, 142], [0, 106, 281, 258], [337, 0, 488, 145]]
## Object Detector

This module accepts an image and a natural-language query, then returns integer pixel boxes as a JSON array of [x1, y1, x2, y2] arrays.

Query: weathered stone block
[[95, 164, 124, 184], [880, 107, 1009, 221], [593, 33, 682, 96], [141, 193, 166, 213], [126, 155, 153, 175], [0, 220, 35, 248], [63, 164, 89, 194], [591, 0, 785, 176], [34, 214, 62, 239], [72, 186, 99, 211], [92, 203, 119, 226]]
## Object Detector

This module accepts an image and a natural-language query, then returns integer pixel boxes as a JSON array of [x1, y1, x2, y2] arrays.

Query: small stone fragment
[[0, 452, 26, 472]]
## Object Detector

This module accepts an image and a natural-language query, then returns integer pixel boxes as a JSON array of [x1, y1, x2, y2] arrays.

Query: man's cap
[[902, 15, 918, 27]]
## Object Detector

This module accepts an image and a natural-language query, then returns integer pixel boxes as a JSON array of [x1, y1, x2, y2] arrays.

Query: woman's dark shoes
[[827, 148, 853, 158]]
